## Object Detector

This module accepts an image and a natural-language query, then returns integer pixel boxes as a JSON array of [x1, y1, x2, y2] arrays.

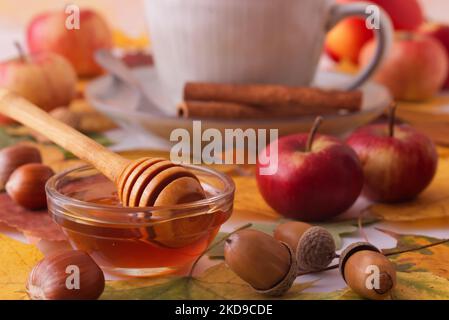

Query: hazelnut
[[339, 242, 396, 300], [27, 250, 105, 300], [224, 229, 297, 296], [0, 145, 41, 189], [6, 163, 54, 210], [274, 221, 336, 272]]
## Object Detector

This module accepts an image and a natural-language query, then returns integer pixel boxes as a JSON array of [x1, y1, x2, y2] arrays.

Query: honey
[[49, 172, 233, 276]]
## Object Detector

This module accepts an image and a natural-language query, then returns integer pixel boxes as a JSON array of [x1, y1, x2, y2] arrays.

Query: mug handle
[[326, 2, 393, 90]]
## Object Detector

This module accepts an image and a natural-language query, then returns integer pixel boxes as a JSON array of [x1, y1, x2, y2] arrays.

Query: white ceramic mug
[[144, 0, 393, 98]]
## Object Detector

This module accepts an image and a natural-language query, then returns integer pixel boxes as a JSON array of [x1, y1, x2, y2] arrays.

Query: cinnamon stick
[[184, 83, 362, 113], [178, 100, 351, 120]]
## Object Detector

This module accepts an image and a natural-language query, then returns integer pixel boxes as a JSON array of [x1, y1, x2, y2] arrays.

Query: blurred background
[[0, 0, 149, 60], [0, 0, 447, 60]]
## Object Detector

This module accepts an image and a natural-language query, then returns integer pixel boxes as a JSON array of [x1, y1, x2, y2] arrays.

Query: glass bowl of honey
[[46, 164, 234, 277]]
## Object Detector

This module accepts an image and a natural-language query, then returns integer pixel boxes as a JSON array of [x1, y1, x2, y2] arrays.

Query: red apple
[[0, 47, 77, 112], [419, 23, 449, 89], [347, 108, 438, 203], [27, 9, 113, 77], [256, 118, 363, 222], [325, 0, 424, 64], [360, 33, 449, 101]]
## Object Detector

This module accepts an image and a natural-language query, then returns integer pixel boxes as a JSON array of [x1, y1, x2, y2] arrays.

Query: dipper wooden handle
[[0, 89, 205, 207], [0, 89, 129, 183]]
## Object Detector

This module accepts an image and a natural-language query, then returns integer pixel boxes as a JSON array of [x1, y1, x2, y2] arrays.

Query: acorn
[[339, 242, 396, 300], [224, 229, 297, 296], [27, 250, 105, 300], [0, 145, 41, 189], [274, 221, 336, 272], [6, 163, 54, 210]]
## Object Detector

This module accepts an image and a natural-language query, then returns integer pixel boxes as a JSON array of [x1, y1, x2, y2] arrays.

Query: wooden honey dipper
[[0, 89, 206, 207]]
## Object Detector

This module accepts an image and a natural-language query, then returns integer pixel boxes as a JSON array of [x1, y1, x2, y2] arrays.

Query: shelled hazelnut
[[224, 229, 297, 296], [0, 145, 41, 189], [27, 250, 105, 300], [339, 242, 396, 300], [6, 163, 54, 210], [274, 221, 336, 272]]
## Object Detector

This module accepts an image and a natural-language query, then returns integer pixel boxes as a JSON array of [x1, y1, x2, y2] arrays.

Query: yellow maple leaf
[[381, 230, 449, 280], [369, 158, 449, 221], [393, 272, 449, 300], [103, 263, 314, 300], [0, 233, 43, 300], [233, 176, 280, 221]]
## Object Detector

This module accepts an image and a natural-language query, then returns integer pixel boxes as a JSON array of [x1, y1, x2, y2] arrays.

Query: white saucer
[[85, 66, 392, 140]]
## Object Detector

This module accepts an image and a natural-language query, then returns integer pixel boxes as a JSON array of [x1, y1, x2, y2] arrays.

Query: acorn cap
[[297, 226, 336, 271], [339, 242, 381, 282], [256, 242, 298, 297]]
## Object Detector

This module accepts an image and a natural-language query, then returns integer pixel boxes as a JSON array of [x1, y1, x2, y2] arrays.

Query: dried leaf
[[77, 112, 117, 133], [233, 176, 279, 220], [369, 158, 449, 221], [0, 127, 32, 148], [0, 233, 43, 299], [292, 288, 361, 300], [384, 230, 449, 299], [0, 193, 66, 241], [302, 272, 449, 300], [380, 229, 449, 280], [102, 263, 314, 300], [392, 272, 449, 300], [397, 97, 449, 146]]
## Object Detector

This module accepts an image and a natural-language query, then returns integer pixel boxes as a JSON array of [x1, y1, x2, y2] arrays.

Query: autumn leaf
[[0, 127, 32, 149], [233, 176, 279, 220], [102, 263, 315, 300], [0, 194, 66, 241], [392, 272, 449, 300], [397, 97, 449, 146], [0, 233, 43, 300], [301, 272, 449, 300], [369, 157, 449, 221], [380, 229, 449, 280], [292, 289, 361, 300], [380, 230, 449, 299]]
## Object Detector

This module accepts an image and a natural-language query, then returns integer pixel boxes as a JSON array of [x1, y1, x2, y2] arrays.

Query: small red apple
[[256, 118, 364, 222], [360, 32, 449, 101], [419, 23, 449, 90], [27, 9, 113, 77], [0, 44, 77, 112], [326, 0, 424, 64], [347, 105, 438, 203]]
